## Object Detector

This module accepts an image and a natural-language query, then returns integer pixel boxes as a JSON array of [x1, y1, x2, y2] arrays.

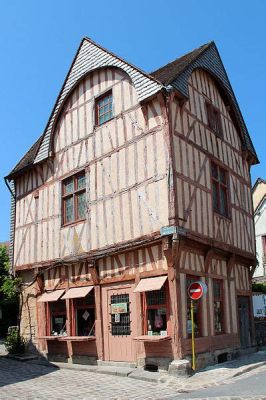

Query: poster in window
[[82, 310, 90, 321], [111, 302, 127, 314], [55, 317, 64, 324]]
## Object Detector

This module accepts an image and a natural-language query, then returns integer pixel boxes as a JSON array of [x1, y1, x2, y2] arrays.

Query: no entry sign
[[188, 281, 207, 300]]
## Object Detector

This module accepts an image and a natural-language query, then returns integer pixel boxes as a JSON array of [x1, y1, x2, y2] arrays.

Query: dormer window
[[206, 102, 223, 138], [95, 91, 113, 125]]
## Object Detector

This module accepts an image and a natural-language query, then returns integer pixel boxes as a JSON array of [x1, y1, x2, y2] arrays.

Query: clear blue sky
[[0, 0, 265, 241]]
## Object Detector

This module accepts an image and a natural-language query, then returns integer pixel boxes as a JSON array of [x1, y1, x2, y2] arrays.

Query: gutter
[[4, 176, 15, 198]]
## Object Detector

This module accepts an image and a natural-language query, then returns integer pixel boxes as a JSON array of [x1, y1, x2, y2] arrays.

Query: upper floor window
[[62, 172, 86, 225], [206, 102, 223, 138], [211, 162, 229, 218], [95, 91, 113, 125]]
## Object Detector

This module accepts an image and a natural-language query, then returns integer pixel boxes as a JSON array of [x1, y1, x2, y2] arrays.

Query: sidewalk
[[27, 349, 266, 391], [1, 340, 266, 392]]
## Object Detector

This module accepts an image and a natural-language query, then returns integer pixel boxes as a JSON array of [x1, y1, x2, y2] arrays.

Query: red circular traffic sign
[[188, 281, 207, 300]]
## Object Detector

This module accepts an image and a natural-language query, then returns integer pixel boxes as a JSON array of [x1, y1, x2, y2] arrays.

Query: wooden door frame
[[102, 281, 135, 362]]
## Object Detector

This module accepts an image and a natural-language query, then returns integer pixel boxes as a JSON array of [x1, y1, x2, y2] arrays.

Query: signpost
[[188, 281, 207, 371]]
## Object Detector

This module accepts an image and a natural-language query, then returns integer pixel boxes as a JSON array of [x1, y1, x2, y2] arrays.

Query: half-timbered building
[[5, 38, 258, 372]]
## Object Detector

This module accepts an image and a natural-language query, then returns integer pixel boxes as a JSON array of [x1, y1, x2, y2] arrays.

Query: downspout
[[4, 176, 16, 276]]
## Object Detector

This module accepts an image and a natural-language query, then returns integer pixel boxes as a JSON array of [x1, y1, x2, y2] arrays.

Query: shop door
[[238, 296, 251, 348], [102, 284, 136, 362]]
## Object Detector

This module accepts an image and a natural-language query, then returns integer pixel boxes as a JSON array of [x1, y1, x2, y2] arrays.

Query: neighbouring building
[[253, 178, 266, 282], [5, 38, 258, 371]]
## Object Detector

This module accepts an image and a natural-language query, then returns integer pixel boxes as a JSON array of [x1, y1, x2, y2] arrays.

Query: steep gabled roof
[[7, 37, 163, 179], [8, 135, 43, 177], [7, 39, 258, 180], [150, 42, 258, 162], [150, 42, 211, 85]]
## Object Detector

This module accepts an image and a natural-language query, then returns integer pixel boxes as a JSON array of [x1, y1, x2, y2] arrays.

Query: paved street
[[173, 366, 266, 399], [0, 358, 178, 400], [0, 356, 266, 399]]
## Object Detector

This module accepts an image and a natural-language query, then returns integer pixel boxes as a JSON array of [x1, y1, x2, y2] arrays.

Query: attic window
[[206, 102, 223, 138], [95, 91, 113, 125]]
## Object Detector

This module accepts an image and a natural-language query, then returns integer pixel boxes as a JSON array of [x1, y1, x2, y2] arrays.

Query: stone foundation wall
[[18, 270, 39, 352]]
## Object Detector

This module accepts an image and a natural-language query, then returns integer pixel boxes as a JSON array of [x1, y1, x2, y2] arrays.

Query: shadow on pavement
[[0, 356, 58, 388]]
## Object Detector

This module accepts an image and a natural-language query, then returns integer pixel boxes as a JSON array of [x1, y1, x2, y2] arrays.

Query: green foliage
[[1, 275, 21, 301], [4, 328, 26, 354], [0, 245, 21, 303], [0, 245, 20, 336], [252, 282, 266, 294]]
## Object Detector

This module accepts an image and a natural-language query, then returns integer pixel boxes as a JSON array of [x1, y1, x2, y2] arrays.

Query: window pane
[[186, 276, 201, 337], [212, 181, 219, 212], [65, 196, 74, 223], [64, 178, 74, 195], [77, 174, 86, 190], [213, 281, 221, 300], [187, 301, 200, 337], [211, 163, 218, 179], [147, 308, 167, 334], [220, 187, 228, 216], [214, 301, 223, 333], [76, 308, 95, 336], [146, 289, 166, 306], [110, 294, 130, 336], [77, 191, 86, 219], [49, 301, 67, 336], [219, 168, 226, 184], [97, 92, 113, 125]]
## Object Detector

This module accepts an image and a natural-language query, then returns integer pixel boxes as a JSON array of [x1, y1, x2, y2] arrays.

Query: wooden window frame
[[61, 172, 86, 226], [186, 275, 203, 338], [206, 101, 223, 138], [70, 294, 96, 337], [46, 301, 67, 336], [213, 279, 224, 335], [142, 284, 170, 335], [95, 90, 113, 126], [211, 161, 230, 218]]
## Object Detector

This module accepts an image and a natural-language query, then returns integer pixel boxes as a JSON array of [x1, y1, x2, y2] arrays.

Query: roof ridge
[[150, 41, 213, 85], [84, 37, 163, 86]]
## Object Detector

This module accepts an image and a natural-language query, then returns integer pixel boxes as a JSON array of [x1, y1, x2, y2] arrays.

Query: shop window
[[143, 287, 168, 336], [95, 91, 113, 125], [186, 275, 202, 337], [49, 300, 67, 336], [73, 291, 95, 336], [213, 279, 224, 334], [62, 172, 86, 225], [211, 162, 229, 218], [206, 102, 223, 138]]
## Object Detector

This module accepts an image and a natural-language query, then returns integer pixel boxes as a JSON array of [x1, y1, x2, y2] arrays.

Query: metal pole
[[191, 299, 196, 371]]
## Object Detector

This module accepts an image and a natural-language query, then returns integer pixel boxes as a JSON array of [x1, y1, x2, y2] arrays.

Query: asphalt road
[[171, 366, 266, 399]]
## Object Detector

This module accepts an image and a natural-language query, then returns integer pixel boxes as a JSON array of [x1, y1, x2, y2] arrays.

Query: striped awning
[[61, 286, 94, 299], [133, 276, 167, 293], [37, 289, 65, 302]]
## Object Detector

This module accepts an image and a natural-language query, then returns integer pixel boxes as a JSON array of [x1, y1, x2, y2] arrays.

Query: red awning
[[133, 276, 167, 293], [61, 286, 94, 299], [37, 289, 65, 302]]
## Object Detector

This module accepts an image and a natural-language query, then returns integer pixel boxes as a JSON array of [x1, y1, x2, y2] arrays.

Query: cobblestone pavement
[[0, 358, 179, 400]]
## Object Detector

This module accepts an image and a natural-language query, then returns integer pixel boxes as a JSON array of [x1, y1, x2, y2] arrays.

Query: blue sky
[[0, 0, 265, 241]]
